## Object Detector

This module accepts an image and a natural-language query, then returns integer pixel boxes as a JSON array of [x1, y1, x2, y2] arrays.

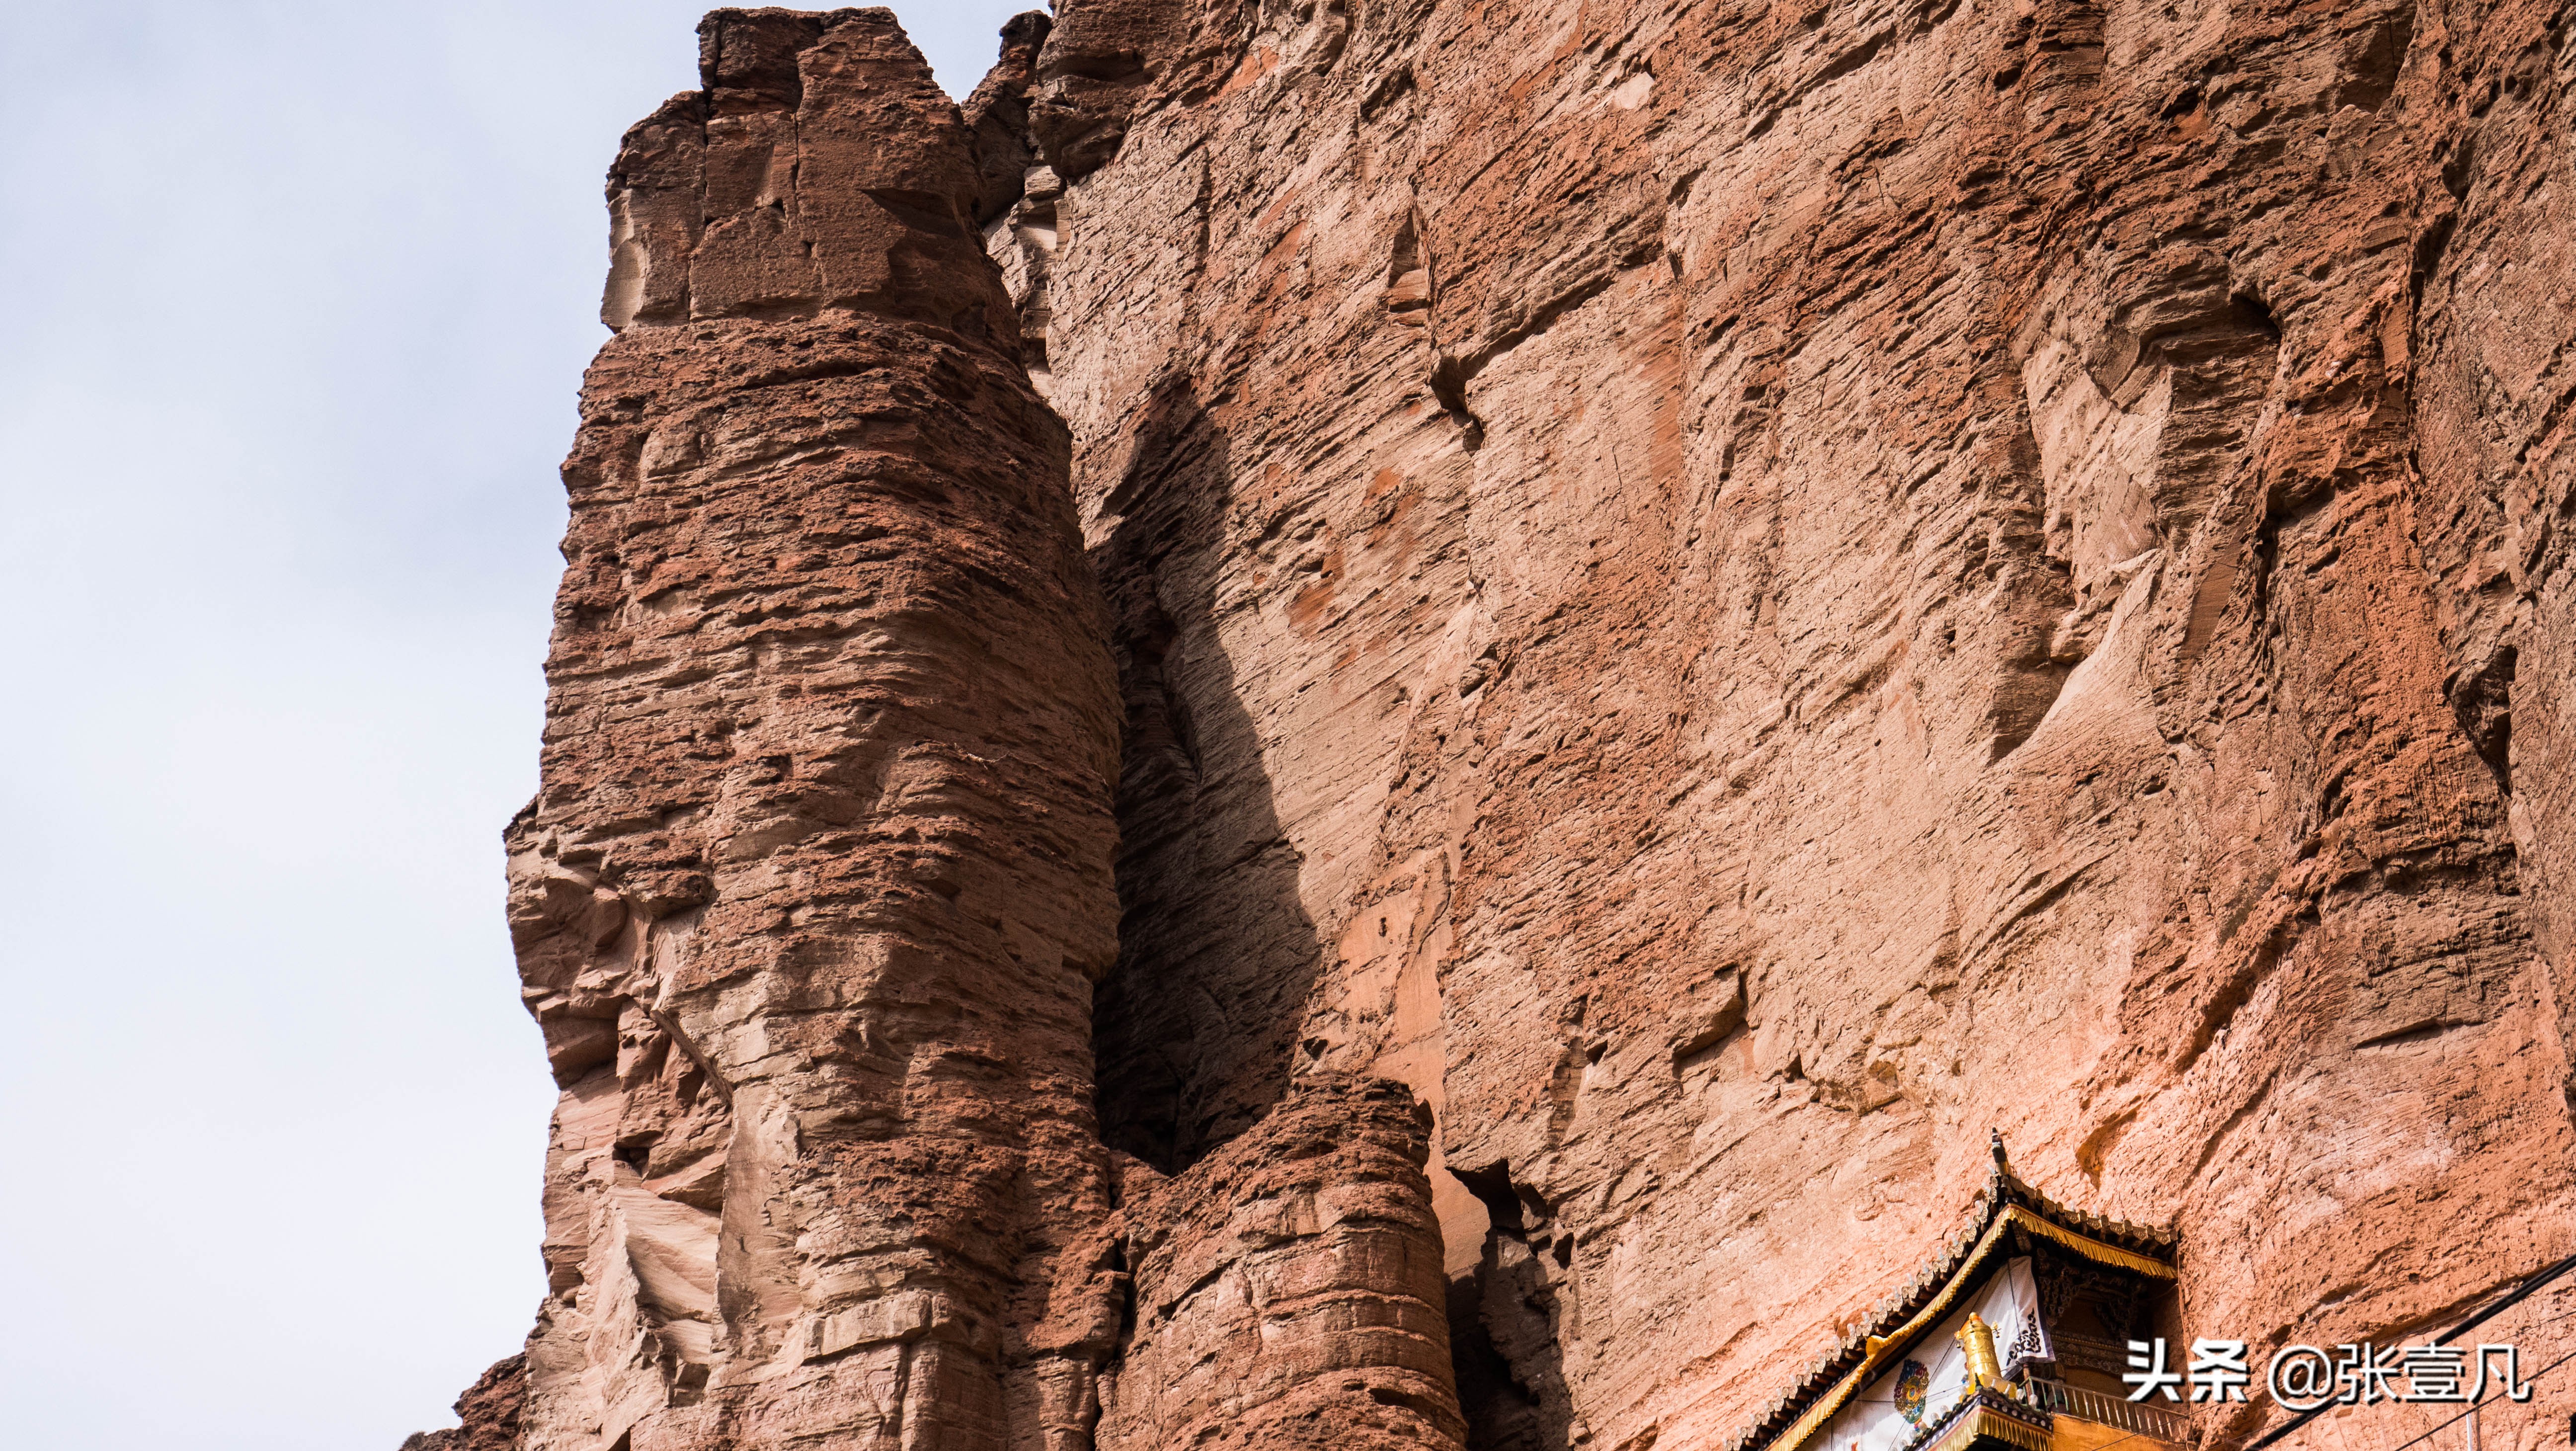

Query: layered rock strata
[[441, 0, 2576, 1448], [493, 10, 1461, 1449], [512, 10, 1125, 1446], [401, 1355, 527, 1451], [1085, 1076, 1464, 1449], [990, 0, 2576, 1447]]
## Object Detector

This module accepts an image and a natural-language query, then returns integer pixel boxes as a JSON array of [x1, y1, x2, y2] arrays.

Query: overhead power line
[[2380, 1343, 2576, 1451], [2236, 1252, 2576, 1451]]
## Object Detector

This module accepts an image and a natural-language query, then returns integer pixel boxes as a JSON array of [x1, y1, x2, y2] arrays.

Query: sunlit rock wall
[[1004, 0, 2576, 1445], [443, 0, 2576, 1447]]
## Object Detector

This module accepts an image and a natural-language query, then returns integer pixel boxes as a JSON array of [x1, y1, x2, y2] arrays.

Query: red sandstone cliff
[[995, 0, 2576, 1442], [483, 10, 1455, 1450], [432, 1, 2576, 1447]]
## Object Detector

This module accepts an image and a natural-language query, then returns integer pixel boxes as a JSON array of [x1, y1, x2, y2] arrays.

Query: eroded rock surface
[[435, 0, 2576, 1447], [461, 10, 1464, 1451], [1089, 1075, 1464, 1450], [1000, 0, 2576, 1446], [402, 1355, 528, 1451]]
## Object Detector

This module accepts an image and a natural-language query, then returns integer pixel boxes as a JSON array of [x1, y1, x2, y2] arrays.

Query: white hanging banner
[[1818, 1258, 2049, 1451]]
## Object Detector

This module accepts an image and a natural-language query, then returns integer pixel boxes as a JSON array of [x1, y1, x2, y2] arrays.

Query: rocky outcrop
[[1089, 1075, 1462, 1450], [436, 0, 2576, 1447], [402, 1356, 527, 1451], [514, 8, 1129, 1442], [958, 9, 1051, 228], [465, 10, 1462, 1451]]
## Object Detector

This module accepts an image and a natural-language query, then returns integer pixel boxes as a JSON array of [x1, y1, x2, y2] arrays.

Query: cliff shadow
[[1087, 375, 1323, 1173], [1449, 1163, 1582, 1450]]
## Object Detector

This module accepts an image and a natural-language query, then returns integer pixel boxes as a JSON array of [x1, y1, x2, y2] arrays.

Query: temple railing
[[2022, 1377, 2193, 1443]]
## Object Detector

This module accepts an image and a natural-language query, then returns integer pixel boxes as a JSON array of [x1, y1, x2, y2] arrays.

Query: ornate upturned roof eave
[[1722, 1134, 2178, 1451]]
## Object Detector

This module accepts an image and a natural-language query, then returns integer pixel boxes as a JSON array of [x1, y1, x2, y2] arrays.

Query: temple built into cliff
[[1734, 1140, 2186, 1451]]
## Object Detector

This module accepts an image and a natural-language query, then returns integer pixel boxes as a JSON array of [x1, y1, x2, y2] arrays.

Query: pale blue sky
[[0, 3, 1039, 1445]]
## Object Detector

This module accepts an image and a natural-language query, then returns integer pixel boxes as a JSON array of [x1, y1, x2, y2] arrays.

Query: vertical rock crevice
[[1085, 376, 1329, 1173]]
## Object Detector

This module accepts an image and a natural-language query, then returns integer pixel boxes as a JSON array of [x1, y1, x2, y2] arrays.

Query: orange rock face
[[447, 0, 2576, 1447]]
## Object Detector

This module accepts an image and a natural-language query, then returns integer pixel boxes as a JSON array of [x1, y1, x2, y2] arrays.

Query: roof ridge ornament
[[1957, 1312, 2013, 1397]]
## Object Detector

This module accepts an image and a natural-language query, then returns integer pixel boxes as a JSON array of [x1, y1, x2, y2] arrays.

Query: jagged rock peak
[[601, 6, 1010, 334]]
